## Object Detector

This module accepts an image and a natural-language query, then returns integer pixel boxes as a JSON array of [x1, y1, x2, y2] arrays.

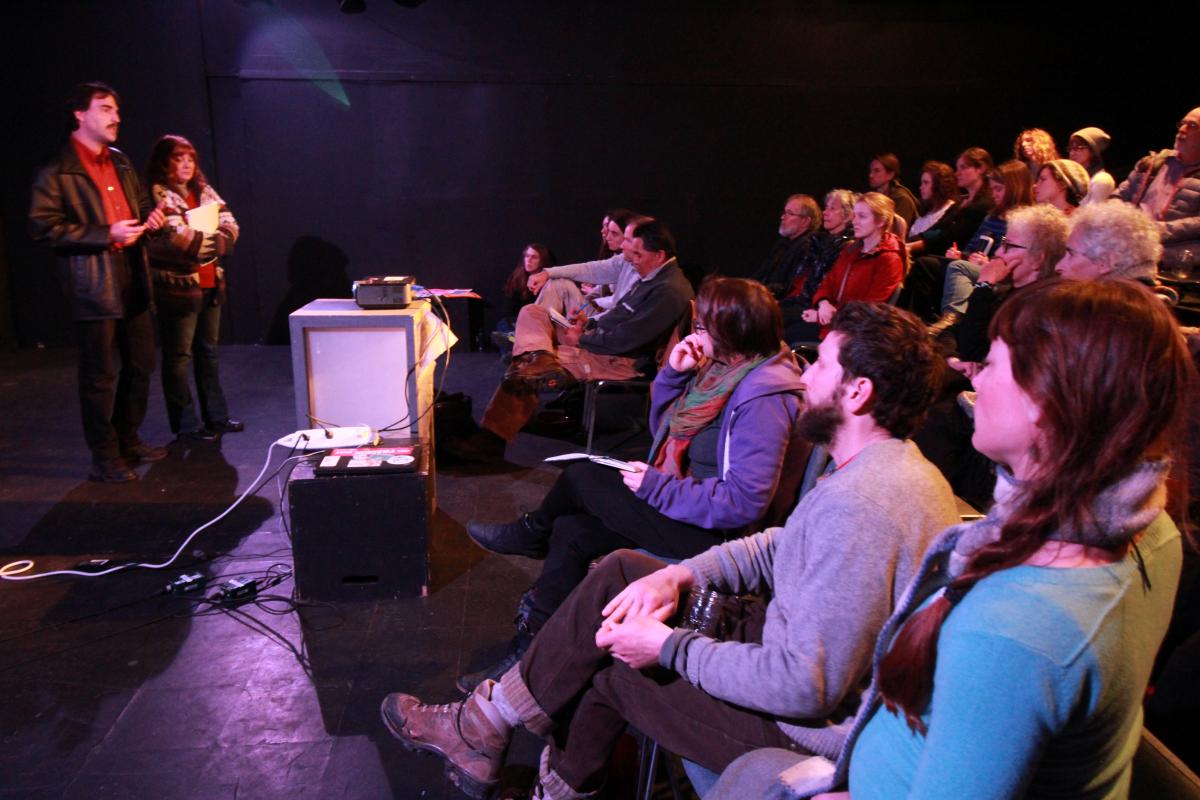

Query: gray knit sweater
[[658, 438, 958, 752]]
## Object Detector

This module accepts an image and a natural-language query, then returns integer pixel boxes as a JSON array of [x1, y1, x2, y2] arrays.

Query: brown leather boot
[[380, 679, 512, 799], [927, 310, 963, 337]]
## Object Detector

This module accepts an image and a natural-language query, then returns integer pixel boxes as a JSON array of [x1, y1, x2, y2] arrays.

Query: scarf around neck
[[649, 355, 767, 478]]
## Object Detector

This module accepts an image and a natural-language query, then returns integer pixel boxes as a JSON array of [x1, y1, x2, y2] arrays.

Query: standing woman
[[709, 279, 1193, 800], [146, 135, 241, 440]]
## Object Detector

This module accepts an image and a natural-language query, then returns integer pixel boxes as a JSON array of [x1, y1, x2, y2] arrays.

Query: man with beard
[[381, 302, 957, 800]]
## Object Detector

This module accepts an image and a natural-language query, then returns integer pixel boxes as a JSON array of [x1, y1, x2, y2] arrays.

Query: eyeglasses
[[781, 210, 811, 218], [999, 237, 1028, 251], [692, 321, 708, 334], [1067, 142, 1089, 151]]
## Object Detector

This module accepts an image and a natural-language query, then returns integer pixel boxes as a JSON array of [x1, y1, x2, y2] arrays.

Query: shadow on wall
[[266, 235, 353, 345]]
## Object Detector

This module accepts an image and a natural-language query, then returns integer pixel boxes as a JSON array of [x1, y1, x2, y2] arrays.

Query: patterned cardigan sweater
[[147, 182, 239, 314]]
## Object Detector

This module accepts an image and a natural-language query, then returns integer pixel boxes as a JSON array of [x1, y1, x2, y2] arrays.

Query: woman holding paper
[[146, 134, 242, 440], [458, 277, 808, 691]]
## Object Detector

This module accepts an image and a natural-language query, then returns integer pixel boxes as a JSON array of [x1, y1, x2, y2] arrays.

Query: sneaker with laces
[[380, 680, 512, 799]]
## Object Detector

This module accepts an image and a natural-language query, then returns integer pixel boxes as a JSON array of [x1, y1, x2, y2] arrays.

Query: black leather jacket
[[28, 141, 156, 320]]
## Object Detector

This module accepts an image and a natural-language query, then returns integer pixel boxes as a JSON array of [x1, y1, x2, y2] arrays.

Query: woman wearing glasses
[[458, 277, 807, 691]]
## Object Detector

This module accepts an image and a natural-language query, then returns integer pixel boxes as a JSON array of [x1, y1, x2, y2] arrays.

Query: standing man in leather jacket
[[29, 82, 168, 483]]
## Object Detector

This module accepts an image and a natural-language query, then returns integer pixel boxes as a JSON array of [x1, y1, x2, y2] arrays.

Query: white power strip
[[275, 426, 377, 450]]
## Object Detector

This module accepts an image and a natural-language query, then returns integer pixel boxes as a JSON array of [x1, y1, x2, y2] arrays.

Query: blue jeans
[[940, 259, 981, 315], [159, 289, 229, 433]]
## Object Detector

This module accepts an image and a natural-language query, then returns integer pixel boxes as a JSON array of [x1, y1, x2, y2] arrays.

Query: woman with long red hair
[[708, 278, 1193, 799]]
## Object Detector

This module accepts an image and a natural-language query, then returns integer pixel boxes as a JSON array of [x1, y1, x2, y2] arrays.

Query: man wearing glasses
[[752, 194, 821, 300], [448, 218, 693, 462], [1117, 107, 1200, 277]]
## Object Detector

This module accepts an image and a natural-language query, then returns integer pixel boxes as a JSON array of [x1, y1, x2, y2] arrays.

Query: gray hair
[[1007, 204, 1070, 279], [1068, 202, 1162, 281], [823, 189, 857, 220]]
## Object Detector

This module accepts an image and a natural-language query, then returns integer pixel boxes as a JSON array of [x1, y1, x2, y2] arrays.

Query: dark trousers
[[518, 550, 800, 792], [159, 290, 229, 433], [76, 307, 156, 463], [899, 255, 949, 322], [527, 462, 725, 629]]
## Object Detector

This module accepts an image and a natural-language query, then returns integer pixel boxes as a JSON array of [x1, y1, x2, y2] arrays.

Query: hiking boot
[[507, 352, 576, 392], [381, 680, 512, 799], [467, 514, 549, 558]]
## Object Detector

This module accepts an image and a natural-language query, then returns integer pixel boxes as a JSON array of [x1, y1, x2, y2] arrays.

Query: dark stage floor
[[0, 345, 656, 799]]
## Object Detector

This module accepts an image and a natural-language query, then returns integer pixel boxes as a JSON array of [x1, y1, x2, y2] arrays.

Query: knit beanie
[[1070, 126, 1111, 157], [1044, 159, 1091, 206]]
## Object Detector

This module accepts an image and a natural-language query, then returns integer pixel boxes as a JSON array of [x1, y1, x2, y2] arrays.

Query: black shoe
[[89, 459, 137, 483], [211, 418, 245, 433], [120, 442, 168, 462], [177, 428, 218, 442], [457, 631, 533, 695], [467, 513, 548, 558]]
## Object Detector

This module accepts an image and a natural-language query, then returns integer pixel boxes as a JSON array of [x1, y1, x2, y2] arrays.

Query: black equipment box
[[287, 439, 433, 600]]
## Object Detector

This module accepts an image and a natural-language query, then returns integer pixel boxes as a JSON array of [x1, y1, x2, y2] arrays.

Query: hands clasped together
[[594, 563, 695, 670]]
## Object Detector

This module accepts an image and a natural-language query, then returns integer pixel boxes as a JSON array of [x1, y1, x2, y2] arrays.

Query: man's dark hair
[[632, 219, 676, 258], [64, 81, 119, 131], [829, 302, 941, 439], [872, 152, 901, 179]]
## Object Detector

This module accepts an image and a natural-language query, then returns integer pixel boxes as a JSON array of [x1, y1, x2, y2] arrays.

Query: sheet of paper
[[185, 202, 220, 233]]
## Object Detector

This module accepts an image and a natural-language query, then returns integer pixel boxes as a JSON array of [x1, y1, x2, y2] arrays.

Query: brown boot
[[380, 680, 513, 799], [927, 310, 962, 337], [508, 351, 577, 392]]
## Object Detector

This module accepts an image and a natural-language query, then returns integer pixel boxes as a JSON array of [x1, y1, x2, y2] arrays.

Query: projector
[[353, 276, 414, 309]]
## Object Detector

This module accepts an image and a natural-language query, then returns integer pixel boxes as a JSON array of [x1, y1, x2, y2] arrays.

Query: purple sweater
[[635, 347, 807, 532]]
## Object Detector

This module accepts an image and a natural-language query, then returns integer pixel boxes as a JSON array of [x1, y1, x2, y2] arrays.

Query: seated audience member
[[908, 161, 958, 239], [752, 194, 822, 298], [382, 302, 958, 800], [1067, 126, 1116, 206], [928, 160, 1034, 333], [494, 243, 554, 351], [449, 219, 693, 462], [1014, 127, 1060, 180], [946, 203, 1069, 370], [457, 278, 807, 691], [868, 152, 919, 227], [1117, 106, 1200, 277], [1056, 201, 1163, 284], [533, 209, 636, 318], [1034, 158, 1089, 216], [581, 208, 636, 314], [709, 279, 1192, 800], [793, 193, 906, 341], [903, 148, 995, 320], [779, 190, 858, 337], [913, 204, 1069, 511]]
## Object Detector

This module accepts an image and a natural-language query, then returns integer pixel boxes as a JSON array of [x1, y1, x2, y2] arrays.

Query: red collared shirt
[[71, 136, 135, 227]]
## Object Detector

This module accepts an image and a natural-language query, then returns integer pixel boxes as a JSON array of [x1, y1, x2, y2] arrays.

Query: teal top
[[849, 512, 1181, 799]]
